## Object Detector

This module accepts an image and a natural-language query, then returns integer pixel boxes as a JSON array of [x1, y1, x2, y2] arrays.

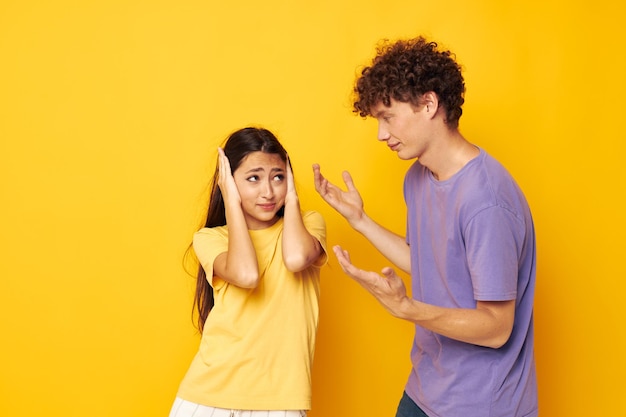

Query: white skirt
[[168, 397, 307, 417]]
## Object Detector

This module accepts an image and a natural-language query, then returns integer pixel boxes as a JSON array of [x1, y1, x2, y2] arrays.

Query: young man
[[313, 37, 538, 417]]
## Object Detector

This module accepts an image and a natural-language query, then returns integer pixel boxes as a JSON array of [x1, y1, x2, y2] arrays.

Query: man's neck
[[421, 130, 479, 181]]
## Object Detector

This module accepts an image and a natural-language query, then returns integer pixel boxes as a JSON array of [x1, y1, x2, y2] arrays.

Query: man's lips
[[388, 142, 400, 151]]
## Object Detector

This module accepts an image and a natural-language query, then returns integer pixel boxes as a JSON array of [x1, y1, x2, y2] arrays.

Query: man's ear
[[421, 91, 439, 116]]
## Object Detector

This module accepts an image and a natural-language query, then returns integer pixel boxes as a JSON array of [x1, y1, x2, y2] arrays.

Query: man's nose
[[377, 122, 390, 141]]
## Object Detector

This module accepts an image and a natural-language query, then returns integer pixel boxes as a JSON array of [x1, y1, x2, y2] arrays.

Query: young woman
[[170, 127, 327, 417]]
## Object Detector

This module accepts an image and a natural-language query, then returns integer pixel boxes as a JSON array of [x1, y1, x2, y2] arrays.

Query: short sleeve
[[192, 227, 229, 290], [464, 206, 526, 301], [302, 211, 328, 267]]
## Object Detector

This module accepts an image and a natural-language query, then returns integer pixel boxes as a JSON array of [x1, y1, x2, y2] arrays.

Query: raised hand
[[312, 164, 365, 224], [286, 156, 297, 196], [333, 245, 410, 318], [217, 147, 241, 207]]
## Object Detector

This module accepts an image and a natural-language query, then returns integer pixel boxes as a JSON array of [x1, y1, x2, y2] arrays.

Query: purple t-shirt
[[403, 149, 538, 417]]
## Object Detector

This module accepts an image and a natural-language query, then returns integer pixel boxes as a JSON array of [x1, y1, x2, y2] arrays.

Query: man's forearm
[[352, 213, 411, 273]]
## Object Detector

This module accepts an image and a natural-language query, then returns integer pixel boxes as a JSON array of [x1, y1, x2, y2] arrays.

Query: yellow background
[[1, 1, 624, 416]]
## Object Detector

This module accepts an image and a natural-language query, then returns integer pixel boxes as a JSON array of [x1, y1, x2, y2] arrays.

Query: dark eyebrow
[[244, 167, 285, 174], [373, 109, 389, 118]]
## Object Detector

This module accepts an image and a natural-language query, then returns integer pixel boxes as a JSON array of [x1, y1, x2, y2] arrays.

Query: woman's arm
[[282, 158, 323, 272], [212, 147, 260, 288]]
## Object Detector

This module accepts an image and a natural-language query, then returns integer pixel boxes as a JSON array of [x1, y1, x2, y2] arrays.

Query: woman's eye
[[247, 175, 259, 182], [273, 174, 285, 182]]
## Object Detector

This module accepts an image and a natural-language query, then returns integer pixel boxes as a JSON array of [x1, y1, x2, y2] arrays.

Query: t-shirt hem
[[176, 390, 311, 411]]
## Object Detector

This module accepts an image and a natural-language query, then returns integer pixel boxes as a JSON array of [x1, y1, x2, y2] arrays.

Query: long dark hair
[[193, 127, 288, 332]]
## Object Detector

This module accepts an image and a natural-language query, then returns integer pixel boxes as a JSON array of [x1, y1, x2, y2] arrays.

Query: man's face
[[371, 98, 430, 160]]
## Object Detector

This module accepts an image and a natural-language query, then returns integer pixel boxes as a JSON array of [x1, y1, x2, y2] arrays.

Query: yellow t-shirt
[[176, 211, 327, 410]]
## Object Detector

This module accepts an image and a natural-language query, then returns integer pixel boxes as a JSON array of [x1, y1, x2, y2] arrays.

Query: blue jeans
[[395, 391, 429, 417]]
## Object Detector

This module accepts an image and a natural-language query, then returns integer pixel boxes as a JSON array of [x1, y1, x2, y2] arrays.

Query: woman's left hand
[[286, 156, 298, 200]]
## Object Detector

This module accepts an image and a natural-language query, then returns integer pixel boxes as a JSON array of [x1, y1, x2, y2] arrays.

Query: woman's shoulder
[[301, 210, 325, 224], [193, 225, 228, 240]]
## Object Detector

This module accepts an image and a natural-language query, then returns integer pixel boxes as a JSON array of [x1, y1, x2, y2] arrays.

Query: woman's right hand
[[217, 147, 241, 206]]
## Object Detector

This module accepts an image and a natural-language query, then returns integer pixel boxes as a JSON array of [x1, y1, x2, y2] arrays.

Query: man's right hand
[[312, 164, 365, 226]]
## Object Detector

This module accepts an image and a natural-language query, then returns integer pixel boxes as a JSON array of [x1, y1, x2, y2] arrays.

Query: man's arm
[[348, 213, 411, 273], [333, 245, 515, 349], [313, 164, 411, 273]]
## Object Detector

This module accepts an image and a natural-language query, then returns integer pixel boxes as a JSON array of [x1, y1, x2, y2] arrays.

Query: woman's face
[[232, 151, 287, 230]]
